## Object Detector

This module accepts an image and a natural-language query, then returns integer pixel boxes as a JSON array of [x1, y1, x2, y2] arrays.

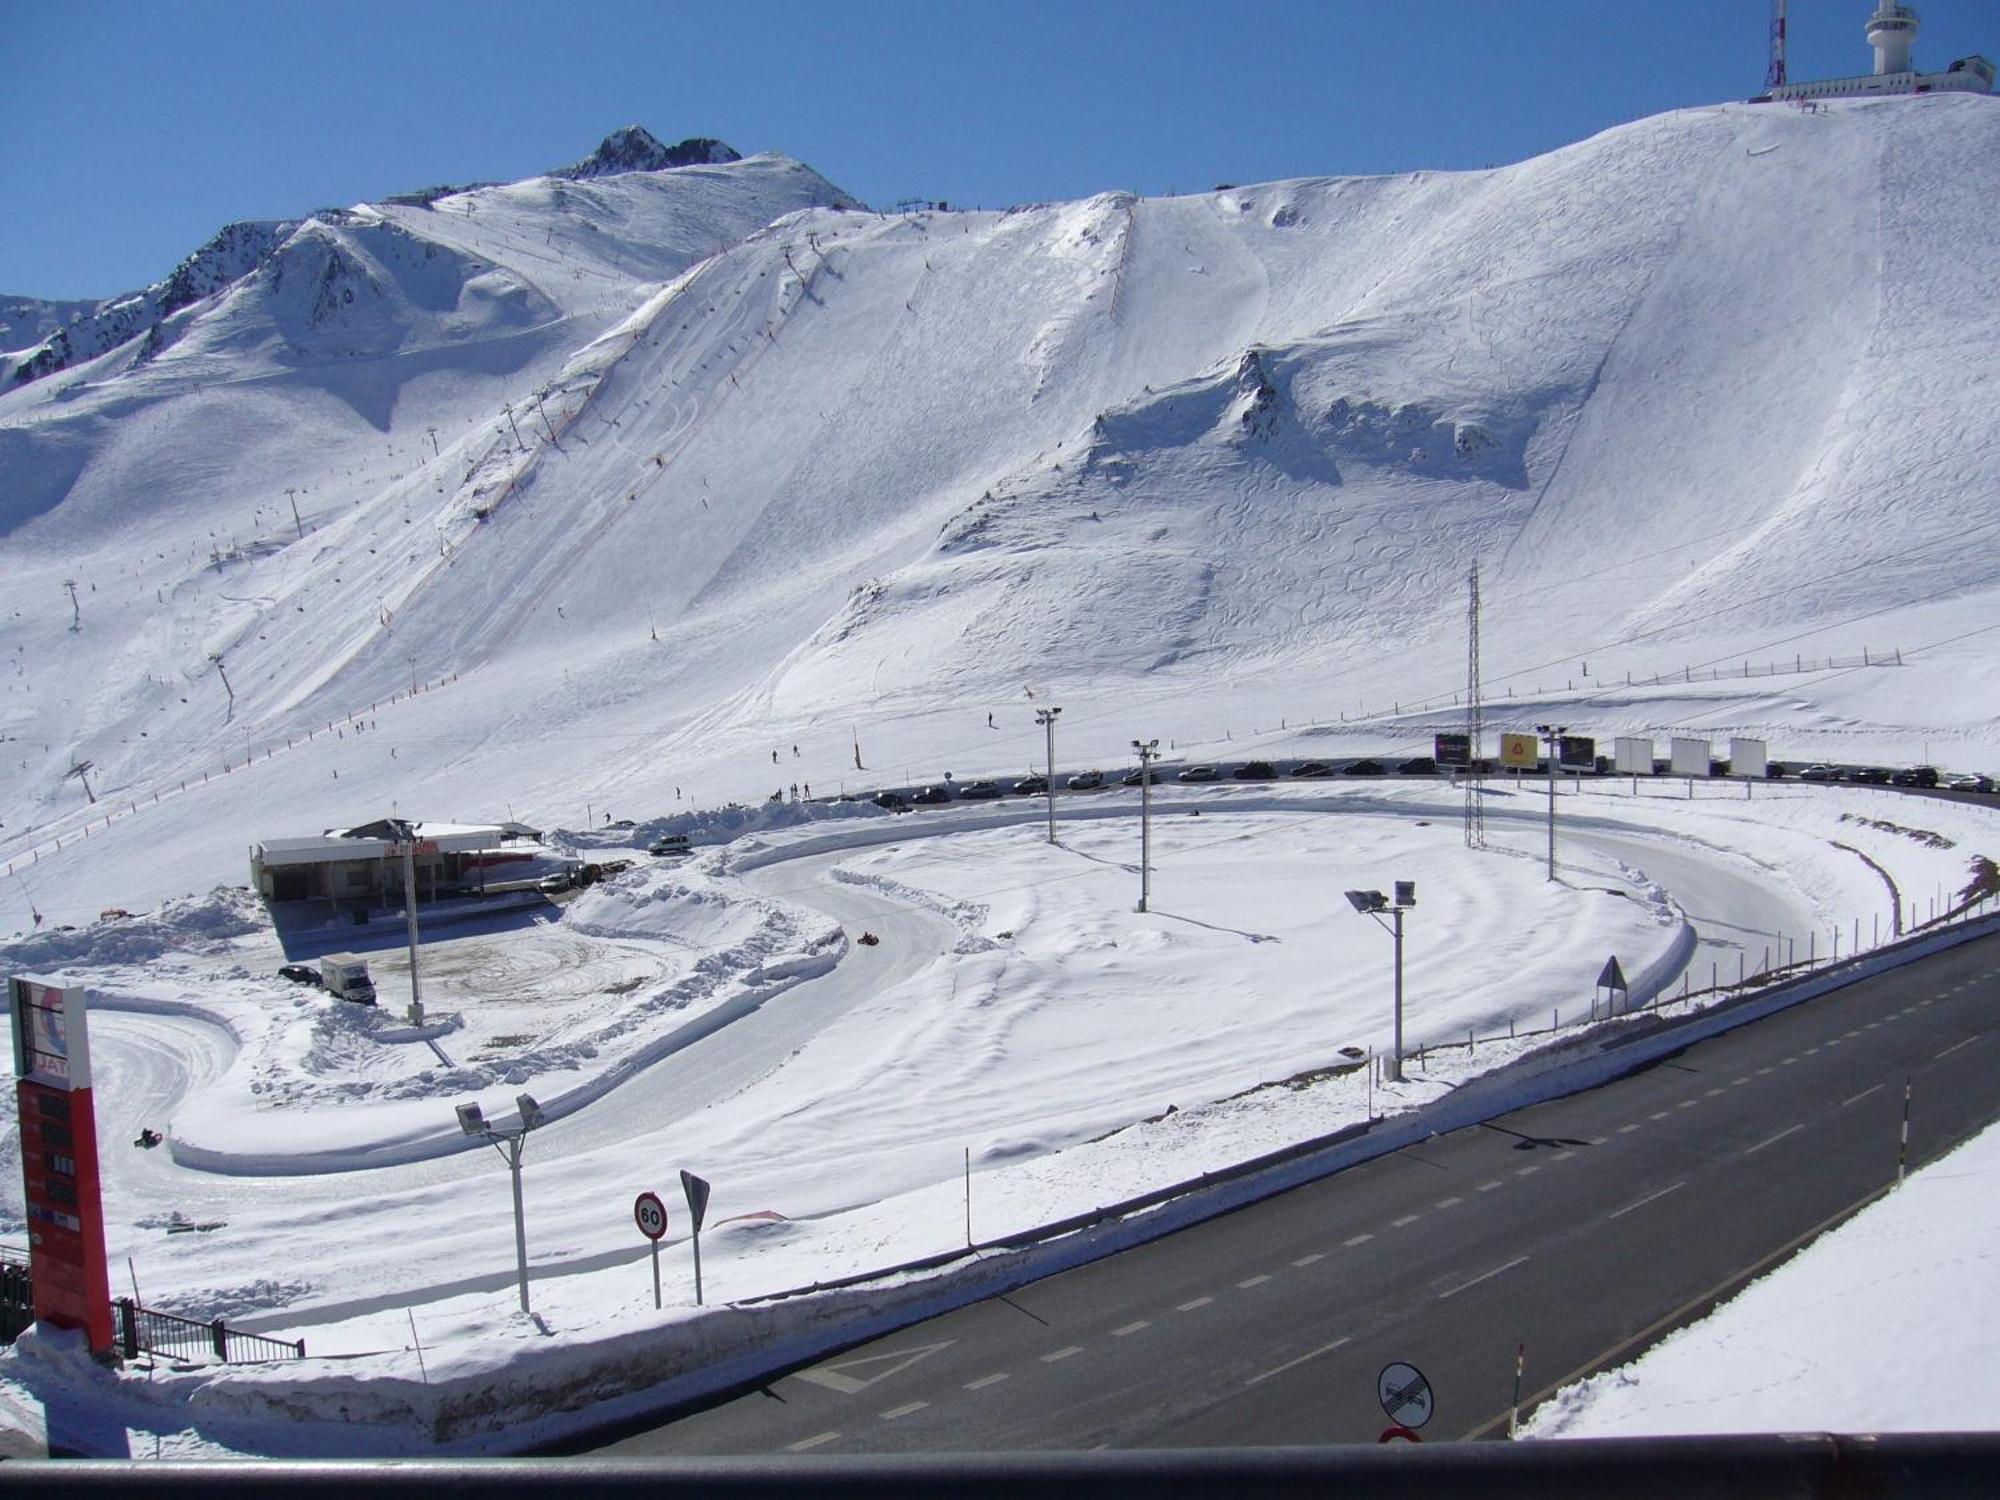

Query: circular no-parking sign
[[634, 1191, 669, 1241], [1377, 1361, 1434, 1429]]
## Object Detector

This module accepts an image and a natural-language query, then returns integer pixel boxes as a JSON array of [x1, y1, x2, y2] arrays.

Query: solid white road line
[[1608, 1180, 1685, 1221], [1746, 1122, 1806, 1156], [1843, 1083, 1885, 1107], [1438, 1255, 1530, 1301], [1936, 1036, 1978, 1060], [788, 1432, 841, 1452], [1246, 1335, 1352, 1387]]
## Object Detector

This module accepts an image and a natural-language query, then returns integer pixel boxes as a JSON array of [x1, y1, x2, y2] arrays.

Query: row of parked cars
[[867, 756, 1446, 809], [1793, 763, 1991, 791]]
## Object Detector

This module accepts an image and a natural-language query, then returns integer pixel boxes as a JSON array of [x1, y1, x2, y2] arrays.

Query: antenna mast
[[1464, 560, 1484, 849], [1766, 0, 1788, 89]]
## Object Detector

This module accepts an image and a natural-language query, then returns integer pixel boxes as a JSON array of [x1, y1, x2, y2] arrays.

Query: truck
[[317, 953, 377, 1005]]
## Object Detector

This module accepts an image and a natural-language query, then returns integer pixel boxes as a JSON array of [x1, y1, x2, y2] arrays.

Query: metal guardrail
[[113, 1296, 304, 1365]]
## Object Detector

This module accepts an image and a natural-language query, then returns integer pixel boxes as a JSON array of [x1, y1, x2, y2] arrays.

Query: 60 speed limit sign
[[634, 1191, 669, 1241]]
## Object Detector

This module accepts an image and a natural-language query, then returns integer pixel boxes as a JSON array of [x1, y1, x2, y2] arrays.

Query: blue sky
[[3, 0, 1993, 300]]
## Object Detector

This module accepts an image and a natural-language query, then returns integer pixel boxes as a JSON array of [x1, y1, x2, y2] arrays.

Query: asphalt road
[[584, 927, 2000, 1455]]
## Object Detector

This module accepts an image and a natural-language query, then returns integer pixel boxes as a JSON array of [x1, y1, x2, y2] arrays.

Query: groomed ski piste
[[1, 96, 1998, 1455]]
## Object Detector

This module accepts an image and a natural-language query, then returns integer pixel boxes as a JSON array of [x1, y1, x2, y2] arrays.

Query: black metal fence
[[113, 1296, 304, 1364]]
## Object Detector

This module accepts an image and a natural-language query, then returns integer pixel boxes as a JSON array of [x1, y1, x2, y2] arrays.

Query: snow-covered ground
[[1, 96, 1998, 1455], [0, 776, 1992, 1455], [1526, 1117, 2000, 1439]]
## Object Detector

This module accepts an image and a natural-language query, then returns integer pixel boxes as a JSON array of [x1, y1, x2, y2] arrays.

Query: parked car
[[872, 791, 910, 812], [537, 871, 575, 894], [1396, 757, 1437, 775], [1945, 773, 1994, 793], [1848, 766, 1893, 785], [1343, 759, 1387, 776], [1232, 761, 1276, 780], [912, 784, 954, 805], [958, 779, 1004, 799], [1013, 776, 1048, 795], [1121, 766, 1160, 786], [1891, 766, 1940, 788], [1177, 764, 1219, 782], [1290, 760, 1334, 778], [1066, 770, 1105, 790], [1765, 762, 1788, 779], [648, 834, 692, 856], [1798, 764, 1840, 782], [277, 964, 321, 987]]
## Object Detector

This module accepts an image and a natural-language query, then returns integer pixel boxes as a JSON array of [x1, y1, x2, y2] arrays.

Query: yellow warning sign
[[1499, 732, 1539, 769]]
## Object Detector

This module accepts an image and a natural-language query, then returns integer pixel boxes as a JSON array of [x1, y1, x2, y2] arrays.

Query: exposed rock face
[[554, 127, 742, 180]]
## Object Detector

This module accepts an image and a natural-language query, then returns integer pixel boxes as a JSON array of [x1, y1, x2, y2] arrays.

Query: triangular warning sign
[[793, 1340, 957, 1395], [1597, 956, 1628, 991]]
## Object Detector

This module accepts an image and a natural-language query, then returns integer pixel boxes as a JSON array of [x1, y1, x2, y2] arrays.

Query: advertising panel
[[7, 976, 112, 1354], [1499, 733, 1539, 769], [1670, 736, 1712, 777], [1433, 732, 1472, 768], [1729, 738, 1768, 779], [1614, 737, 1654, 775]]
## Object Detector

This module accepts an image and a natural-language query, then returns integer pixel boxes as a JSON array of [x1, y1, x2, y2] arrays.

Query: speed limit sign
[[634, 1191, 668, 1241]]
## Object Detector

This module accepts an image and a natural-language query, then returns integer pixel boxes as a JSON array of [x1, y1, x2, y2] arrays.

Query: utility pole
[[1537, 722, 1567, 881], [1133, 738, 1159, 912], [1036, 706, 1062, 844], [1465, 561, 1483, 848], [285, 487, 303, 538]]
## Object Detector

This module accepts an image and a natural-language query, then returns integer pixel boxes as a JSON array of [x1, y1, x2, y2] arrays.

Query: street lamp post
[[1133, 738, 1159, 912], [455, 1094, 545, 1315], [1536, 723, 1568, 882], [1036, 706, 1062, 844], [390, 818, 425, 1025], [1346, 883, 1416, 1082]]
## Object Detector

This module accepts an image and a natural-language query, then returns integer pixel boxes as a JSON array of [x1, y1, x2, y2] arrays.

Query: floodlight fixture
[[1345, 889, 1384, 913], [455, 1101, 487, 1136], [516, 1093, 545, 1131], [1395, 880, 1417, 908]]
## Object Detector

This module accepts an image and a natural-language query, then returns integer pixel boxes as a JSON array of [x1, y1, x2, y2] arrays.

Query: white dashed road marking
[[1292, 1253, 1324, 1267], [1041, 1346, 1082, 1363], [880, 1402, 929, 1420], [1110, 1321, 1150, 1337], [1247, 1335, 1352, 1387], [1344, 1233, 1374, 1247], [1177, 1297, 1213, 1312], [964, 1373, 1009, 1391], [1391, 1214, 1422, 1228], [1438, 1255, 1530, 1301], [1746, 1123, 1806, 1156], [789, 1432, 840, 1452], [1237, 1275, 1271, 1289], [1608, 1180, 1685, 1220]]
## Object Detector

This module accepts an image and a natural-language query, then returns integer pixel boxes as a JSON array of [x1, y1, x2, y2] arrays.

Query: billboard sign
[[1433, 733, 1472, 768], [1670, 737, 1712, 777], [1613, 737, 1653, 775], [1729, 738, 1768, 779], [7, 976, 112, 1354], [1499, 733, 1539, 770], [1558, 735, 1597, 769]]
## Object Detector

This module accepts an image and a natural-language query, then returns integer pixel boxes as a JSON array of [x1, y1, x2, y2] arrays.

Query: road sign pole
[[650, 1240, 661, 1310], [691, 1227, 703, 1306]]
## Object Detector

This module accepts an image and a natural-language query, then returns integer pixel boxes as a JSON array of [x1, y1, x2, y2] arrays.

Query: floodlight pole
[[502, 1130, 529, 1314], [1037, 706, 1062, 844], [396, 821, 425, 1025], [1133, 738, 1159, 912], [1537, 724, 1567, 882], [1390, 904, 1405, 1082]]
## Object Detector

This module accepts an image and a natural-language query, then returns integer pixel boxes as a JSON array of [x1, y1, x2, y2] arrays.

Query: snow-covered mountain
[[2, 98, 1997, 926]]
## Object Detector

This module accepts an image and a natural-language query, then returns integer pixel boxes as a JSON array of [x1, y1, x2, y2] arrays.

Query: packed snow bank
[[1525, 1119, 2000, 1439]]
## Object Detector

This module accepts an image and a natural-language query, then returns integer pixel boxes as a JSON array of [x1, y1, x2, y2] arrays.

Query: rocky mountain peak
[[555, 127, 743, 181]]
